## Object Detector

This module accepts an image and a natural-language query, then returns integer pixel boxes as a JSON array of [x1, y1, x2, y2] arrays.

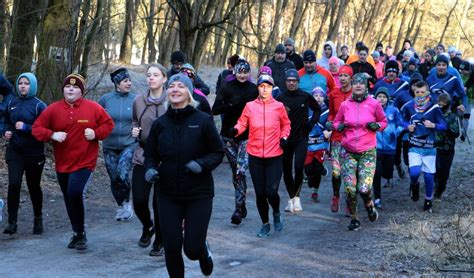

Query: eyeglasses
[[284, 44, 292, 46], [286, 79, 298, 83]]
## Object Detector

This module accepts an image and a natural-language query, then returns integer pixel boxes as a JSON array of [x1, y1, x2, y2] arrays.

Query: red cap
[[338, 65, 353, 77]]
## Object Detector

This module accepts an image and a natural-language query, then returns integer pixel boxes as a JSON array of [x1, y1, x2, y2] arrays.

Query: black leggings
[[248, 155, 282, 224], [6, 146, 44, 225], [304, 158, 324, 190], [395, 133, 409, 167], [282, 138, 307, 198], [158, 195, 212, 278], [373, 153, 395, 200], [56, 169, 92, 233], [131, 164, 162, 244], [435, 150, 455, 197]]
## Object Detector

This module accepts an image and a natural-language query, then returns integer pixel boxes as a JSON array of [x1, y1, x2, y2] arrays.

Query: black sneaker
[[149, 242, 164, 256], [321, 165, 328, 177], [410, 182, 420, 202], [230, 210, 242, 225], [138, 226, 154, 247], [423, 199, 433, 212], [347, 219, 361, 231], [75, 232, 87, 250], [33, 217, 43, 235], [367, 206, 378, 222], [199, 241, 213, 276], [273, 212, 283, 232], [68, 233, 80, 249], [241, 205, 247, 219], [3, 223, 17, 235]]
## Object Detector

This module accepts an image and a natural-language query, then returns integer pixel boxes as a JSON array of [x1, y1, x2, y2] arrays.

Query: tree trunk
[[438, 0, 458, 45], [327, 0, 349, 42], [119, 0, 134, 63], [145, 0, 157, 63], [455, 0, 471, 47], [311, 3, 330, 52], [0, 0, 6, 71], [72, 0, 91, 70], [80, 0, 105, 77]]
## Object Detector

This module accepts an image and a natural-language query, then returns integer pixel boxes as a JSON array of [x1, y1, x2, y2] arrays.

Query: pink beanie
[[328, 57, 339, 65]]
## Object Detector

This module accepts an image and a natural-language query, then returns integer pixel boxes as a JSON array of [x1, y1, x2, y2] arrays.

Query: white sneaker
[[293, 197, 303, 212], [0, 198, 4, 223], [120, 201, 133, 221], [115, 206, 124, 221], [284, 199, 294, 212]]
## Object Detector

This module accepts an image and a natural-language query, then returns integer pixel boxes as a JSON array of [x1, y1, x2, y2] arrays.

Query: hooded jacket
[[5, 73, 47, 157], [426, 71, 468, 109], [317, 41, 344, 70], [0, 74, 14, 133], [308, 106, 329, 152], [264, 58, 296, 91], [376, 104, 403, 154], [298, 66, 336, 94], [373, 77, 410, 100]]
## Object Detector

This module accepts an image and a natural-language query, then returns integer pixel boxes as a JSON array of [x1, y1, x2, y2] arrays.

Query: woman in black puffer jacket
[[144, 73, 224, 278]]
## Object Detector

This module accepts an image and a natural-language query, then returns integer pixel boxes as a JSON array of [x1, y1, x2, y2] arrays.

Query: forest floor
[[0, 64, 472, 277]]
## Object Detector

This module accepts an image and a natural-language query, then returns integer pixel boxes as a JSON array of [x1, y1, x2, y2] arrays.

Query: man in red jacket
[[33, 74, 114, 251]]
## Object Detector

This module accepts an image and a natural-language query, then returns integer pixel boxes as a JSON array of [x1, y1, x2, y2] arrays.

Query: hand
[[145, 168, 159, 183], [132, 127, 141, 138], [4, 131, 12, 140], [15, 121, 25, 130], [408, 124, 416, 132], [323, 130, 332, 139], [229, 127, 238, 137], [51, 132, 67, 142], [457, 104, 465, 113], [185, 160, 202, 174], [325, 121, 334, 131], [280, 138, 288, 148], [423, 120, 435, 129], [337, 123, 345, 132], [366, 122, 381, 131], [84, 128, 95, 140]]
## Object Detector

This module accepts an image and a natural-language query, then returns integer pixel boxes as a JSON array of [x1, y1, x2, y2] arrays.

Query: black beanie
[[275, 44, 286, 54], [376, 42, 383, 49], [385, 60, 399, 74], [435, 55, 450, 65], [170, 51, 186, 64], [409, 72, 423, 86]]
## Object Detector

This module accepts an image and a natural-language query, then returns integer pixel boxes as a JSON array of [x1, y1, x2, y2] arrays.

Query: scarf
[[414, 95, 431, 112], [352, 90, 368, 102]]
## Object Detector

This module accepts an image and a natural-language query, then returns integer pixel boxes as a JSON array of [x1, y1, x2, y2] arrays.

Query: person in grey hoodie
[[98, 68, 137, 221], [317, 41, 344, 70]]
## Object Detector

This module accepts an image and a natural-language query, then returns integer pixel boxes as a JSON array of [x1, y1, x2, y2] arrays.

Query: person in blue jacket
[[372, 60, 409, 100], [401, 81, 447, 212], [304, 87, 330, 202], [0, 73, 14, 134], [373, 87, 403, 208], [3, 72, 47, 235], [98, 68, 137, 221]]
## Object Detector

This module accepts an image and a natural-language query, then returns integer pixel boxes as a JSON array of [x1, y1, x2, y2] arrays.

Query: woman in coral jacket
[[231, 74, 291, 238], [334, 73, 387, 231]]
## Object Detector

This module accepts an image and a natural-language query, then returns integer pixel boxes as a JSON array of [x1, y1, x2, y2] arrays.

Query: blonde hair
[[147, 63, 167, 78]]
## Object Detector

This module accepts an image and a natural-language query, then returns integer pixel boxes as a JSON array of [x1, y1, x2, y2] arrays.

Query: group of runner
[[0, 38, 472, 277]]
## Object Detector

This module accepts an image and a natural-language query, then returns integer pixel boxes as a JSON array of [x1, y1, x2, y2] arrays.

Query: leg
[[265, 155, 283, 215], [24, 156, 45, 218], [373, 153, 383, 201], [116, 146, 135, 204], [183, 198, 213, 260], [131, 164, 153, 229], [67, 169, 93, 233], [408, 149, 423, 202], [103, 148, 122, 206], [435, 151, 454, 198], [341, 149, 358, 218], [248, 155, 269, 224], [421, 151, 437, 201], [5, 147, 25, 227], [234, 140, 249, 212], [331, 142, 343, 197], [356, 149, 377, 207], [282, 142, 296, 198], [293, 138, 308, 197]]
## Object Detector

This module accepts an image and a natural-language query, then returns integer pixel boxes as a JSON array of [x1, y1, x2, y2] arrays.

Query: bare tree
[[80, 0, 105, 77], [0, 0, 6, 71], [119, 0, 134, 63]]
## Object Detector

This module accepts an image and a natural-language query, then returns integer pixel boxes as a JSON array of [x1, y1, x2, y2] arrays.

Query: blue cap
[[285, 69, 299, 80], [257, 75, 274, 86], [168, 73, 194, 93]]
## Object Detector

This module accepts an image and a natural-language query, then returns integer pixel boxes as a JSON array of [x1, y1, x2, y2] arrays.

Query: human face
[[424, 52, 432, 62], [403, 42, 410, 50], [436, 46, 444, 55], [448, 51, 456, 59], [341, 47, 348, 56], [236, 72, 249, 83], [274, 52, 286, 62], [352, 81, 367, 96], [116, 78, 131, 93], [408, 64, 416, 71], [339, 73, 351, 87], [313, 93, 325, 105], [358, 50, 368, 62], [285, 44, 294, 55], [172, 62, 183, 71], [436, 62, 448, 75], [376, 46, 383, 52], [385, 47, 393, 56], [167, 81, 191, 108], [147, 66, 166, 90], [324, 45, 332, 58], [329, 61, 339, 73], [285, 78, 298, 91], [387, 71, 397, 81], [18, 77, 30, 96], [414, 86, 429, 98], [63, 84, 82, 103], [376, 94, 388, 106], [438, 100, 449, 110], [372, 55, 379, 63], [258, 83, 273, 100], [304, 61, 316, 73]]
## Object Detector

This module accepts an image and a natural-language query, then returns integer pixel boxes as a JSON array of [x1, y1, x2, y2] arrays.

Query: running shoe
[[115, 206, 124, 221], [3, 223, 17, 235], [273, 213, 283, 232], [423, 199, 433, 212], [256, 223, 271, 237], [230, 210, 242, 225], [347, 219, 361, 231], [199, 241, 213, 276], [75, 232, 88, 250], [367, 206, 379, 222], [410, 182, 420, 202], [374, 199, 382, 209], [149, 242, 164, 256], [120, 201, 133, 221], [138, 226, 154, 247], [330, 196, 339, 213], [310, 192, 320, 203], [33, 216, 43, 235], [284, 199, 294, 213], [293, 197, 303, 212]]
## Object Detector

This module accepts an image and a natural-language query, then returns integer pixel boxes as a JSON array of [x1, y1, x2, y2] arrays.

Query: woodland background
[[0, 0, 473, 102]]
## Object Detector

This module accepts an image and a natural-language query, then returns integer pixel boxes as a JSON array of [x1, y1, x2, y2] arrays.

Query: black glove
[[325, 121, 334, 131], [337, 123, 345, 132], [280, 138, 288, 148], [185, 160, 202, 174], [366, 122, 381, 131], [145, 168, 159, 183], [229, 127, 238, 137]]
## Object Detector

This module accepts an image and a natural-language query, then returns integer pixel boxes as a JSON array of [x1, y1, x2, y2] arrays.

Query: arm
[[211, 86, 229, 115], [193, 116, 225, 172], [374, 102, 388, 130], [144, 121, 161, 170], [307, 94, 321, 126], [234, 104, 250, 136], [93, 105, 115, 140], [20, 101, 47, 133], [194, 75, 210, 96], [32, 107, 54, 142], [279, 105, 291, 139], [333, 102, 345, 128]]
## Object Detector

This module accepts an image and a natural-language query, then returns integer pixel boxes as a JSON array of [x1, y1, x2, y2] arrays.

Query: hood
[[0, 74, 13, 97], [16, 72, 38, 98], [321, 41, 338, 59]]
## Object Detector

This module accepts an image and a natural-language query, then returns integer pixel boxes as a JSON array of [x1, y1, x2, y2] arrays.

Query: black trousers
[[282, 138, 307, 198], [435, 150, 455, 197], [373, 152, 395, 200], [158, 195, 212, 278], [304, 157, 324, 190], [249, 154, 282, 224], [131, 164, 162, 245], [395, 133, 409, 167], [56, 169, 92, 233], [6, 146, 45, 225]]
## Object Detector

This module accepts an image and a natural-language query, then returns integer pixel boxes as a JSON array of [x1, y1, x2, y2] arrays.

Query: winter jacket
[[5, 73, 46, 157], [349, 61, 377, 86], [376, 104, 403, 154], [372, 77, 409, 100], [346, 54, 376, 68], [144, 106, 224, 200], [298, 66, 336, 94], [32, 98, 114, 173], [98, 90, 137, 150], [429, 66, 464, 88], [234, 97, 291, 158], [216, 69, 233, 93], [132, 90, 167, 165], [396, 47, 419, 61], [212, 79, 258, 141], [276, 88, 320, 142], [287, 52, 304, 70], [193, 91, 212, 115], [418, 61, 435, 80], [317, 41, 344, 70], [0, 74, 14, 133], [307, 107, 329, 152], [328, 86, 352, 142], [451, 56, 463, 71], [167, 68, 210, 96], [330, 71, 341, 88], [374, 61, 384, 80], [401, 100, 447, 149], [333, 96, 387, 153], [264, 58, 296, 91], [426, 72, 468, 108], [435, 110, 459, 152]]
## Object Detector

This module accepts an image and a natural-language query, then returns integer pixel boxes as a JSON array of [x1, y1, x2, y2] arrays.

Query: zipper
[[355, 101, 359, 151], [262, 100, 266, 158], [119, 96, 123, 147]]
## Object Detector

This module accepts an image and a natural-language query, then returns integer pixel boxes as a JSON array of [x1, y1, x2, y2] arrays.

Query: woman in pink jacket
[[231, 74, 291, 238], [334, 73, 387, 231]]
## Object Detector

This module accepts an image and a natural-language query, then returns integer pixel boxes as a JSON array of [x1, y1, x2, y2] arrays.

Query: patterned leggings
[[103, 147, 135, 206], [341, 148, 376, 217], [222, 137, 249, 210], [330, 142, 343, 197]]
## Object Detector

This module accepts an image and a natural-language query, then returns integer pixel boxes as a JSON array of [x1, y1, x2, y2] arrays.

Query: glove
[[337, 123, 345, 132], [145, 168, 159, 183], [366, 122, 381, 131], [228, 127, 238, 137], [325, 121, 334, 131], [280, 138, 288, 148], [185, 160, 202, 174]]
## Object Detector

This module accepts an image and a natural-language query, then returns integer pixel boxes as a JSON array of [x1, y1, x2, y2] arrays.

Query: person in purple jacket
[[334, 73, 387, 231]]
